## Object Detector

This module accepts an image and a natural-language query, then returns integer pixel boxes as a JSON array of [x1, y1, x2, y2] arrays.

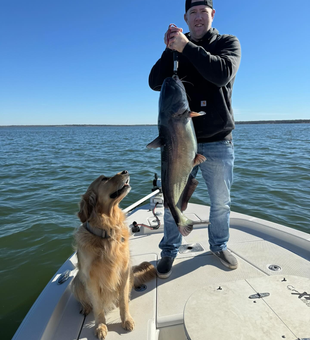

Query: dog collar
[[84, 221, 111, 239]]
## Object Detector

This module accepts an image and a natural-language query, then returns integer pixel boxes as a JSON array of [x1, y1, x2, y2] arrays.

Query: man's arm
[[182, 35, 241, 87], [149, 49, 174, 91]]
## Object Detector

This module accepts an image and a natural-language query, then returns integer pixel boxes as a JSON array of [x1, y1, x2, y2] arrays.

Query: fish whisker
[[181, 80, 194, 87]]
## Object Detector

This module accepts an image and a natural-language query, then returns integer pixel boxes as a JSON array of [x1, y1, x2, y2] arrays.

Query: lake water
[[0, 124, 309, 339]]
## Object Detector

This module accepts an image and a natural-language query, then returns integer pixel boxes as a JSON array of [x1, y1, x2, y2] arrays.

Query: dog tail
[[132, 261, 157, 288]]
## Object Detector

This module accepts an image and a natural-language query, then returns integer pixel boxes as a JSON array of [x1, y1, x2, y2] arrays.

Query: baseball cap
[[185, 0, 213, 12]]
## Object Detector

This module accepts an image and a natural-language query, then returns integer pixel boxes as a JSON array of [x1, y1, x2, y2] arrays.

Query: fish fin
[[193, 154, 206, 166], [181, 174, 198, 212], [190, 111, 206, 117], [146, 136, 162, 149]]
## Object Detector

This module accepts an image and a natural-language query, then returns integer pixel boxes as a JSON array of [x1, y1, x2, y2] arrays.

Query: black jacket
[[149, 28, 241, 143]]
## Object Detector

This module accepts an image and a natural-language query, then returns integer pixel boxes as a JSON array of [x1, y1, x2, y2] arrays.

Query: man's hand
[[164, 26, 188, 53]]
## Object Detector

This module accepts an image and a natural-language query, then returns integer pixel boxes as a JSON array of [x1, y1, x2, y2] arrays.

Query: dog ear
[[78, 191, 97, 223]]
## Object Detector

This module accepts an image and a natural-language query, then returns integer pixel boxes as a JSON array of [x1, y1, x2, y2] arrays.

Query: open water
[[0, 124, 310, 339]]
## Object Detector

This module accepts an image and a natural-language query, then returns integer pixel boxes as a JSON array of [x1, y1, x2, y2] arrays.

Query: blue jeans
[[159, 140, 234, 257]]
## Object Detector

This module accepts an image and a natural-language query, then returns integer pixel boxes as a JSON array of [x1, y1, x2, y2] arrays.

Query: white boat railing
[[123, 189, 160, 214]]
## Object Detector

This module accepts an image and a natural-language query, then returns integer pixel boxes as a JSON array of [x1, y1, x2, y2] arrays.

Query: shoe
[[157, 257, 175, 279], [211, 249, 238, 270]]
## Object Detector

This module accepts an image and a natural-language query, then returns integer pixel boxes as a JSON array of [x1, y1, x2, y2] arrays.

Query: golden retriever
[[71, 170, 156, 339]]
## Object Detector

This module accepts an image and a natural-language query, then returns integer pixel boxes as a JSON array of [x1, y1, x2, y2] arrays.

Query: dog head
[[78, 170, 131, 223]]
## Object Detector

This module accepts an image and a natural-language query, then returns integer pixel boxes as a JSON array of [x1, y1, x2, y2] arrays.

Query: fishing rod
[[167, 23, 179, 78], [173, 50, 178, 77]]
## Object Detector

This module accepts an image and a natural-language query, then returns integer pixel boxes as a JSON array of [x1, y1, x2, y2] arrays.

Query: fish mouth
[[110, 176, 131, 199]]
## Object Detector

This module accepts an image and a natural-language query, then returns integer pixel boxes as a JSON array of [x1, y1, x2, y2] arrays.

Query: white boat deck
[[12, 200, 310, 340]]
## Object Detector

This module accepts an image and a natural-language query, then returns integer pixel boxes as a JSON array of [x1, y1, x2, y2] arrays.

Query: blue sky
[[1, 0, 309, 125]]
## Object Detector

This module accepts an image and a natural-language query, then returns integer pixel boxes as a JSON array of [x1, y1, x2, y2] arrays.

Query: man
[[149, 0, 241, 278]]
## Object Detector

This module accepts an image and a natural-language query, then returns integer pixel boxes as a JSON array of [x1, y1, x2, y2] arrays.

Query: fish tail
[[178, 224, 193, 236], [178, 219, 210, 236]]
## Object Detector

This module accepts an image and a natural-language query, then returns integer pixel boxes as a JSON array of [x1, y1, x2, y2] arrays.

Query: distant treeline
[[1, 119, 310, 128], [235, 119, 310, 124]]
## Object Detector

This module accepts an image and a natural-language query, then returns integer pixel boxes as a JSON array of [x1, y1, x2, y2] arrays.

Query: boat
[[12, 176, 310, 340]]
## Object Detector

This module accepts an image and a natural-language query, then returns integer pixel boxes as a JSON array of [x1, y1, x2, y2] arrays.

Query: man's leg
[[198, 141, 237, 269], [157, 208, 182, 278]]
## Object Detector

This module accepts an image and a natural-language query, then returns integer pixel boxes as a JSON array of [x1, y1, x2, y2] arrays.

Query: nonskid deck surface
[[127, 203, 310, 331], [13, 202, 310, 340], [75, 203, 310, 339]]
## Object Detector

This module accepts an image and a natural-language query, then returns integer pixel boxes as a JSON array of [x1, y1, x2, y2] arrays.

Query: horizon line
[[1, 119, 310, 127]]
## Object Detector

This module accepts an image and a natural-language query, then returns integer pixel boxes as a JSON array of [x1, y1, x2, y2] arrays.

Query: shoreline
[[235, 119, 310, 124], [1, 119, 309, 127]]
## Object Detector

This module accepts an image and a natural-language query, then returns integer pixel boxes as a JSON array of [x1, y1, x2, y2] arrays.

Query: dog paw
[[95, 323, 108, 340], [122, 317, 135, 331]]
